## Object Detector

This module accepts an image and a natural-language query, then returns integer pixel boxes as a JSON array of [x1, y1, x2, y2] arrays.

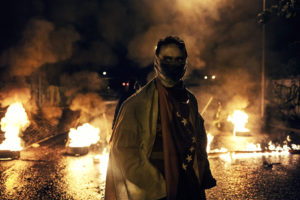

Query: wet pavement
[[0, 134, 106, 200], [206, 153, 300, 200], [1, 135, 300, 200]]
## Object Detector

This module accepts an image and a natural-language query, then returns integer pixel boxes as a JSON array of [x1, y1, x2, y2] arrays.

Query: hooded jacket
[[105, 78, 216, 200]]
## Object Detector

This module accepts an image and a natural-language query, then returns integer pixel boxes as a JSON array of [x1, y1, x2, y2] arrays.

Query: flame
[[94, 148, 109, 179], [266, 138, 298, 152], [68, 123, 100, 147], [0, 102, 29, 151], [227, 110, 249, 136], [245, 143, 261, 151], [291, 144, 300, 150], [207, 133, 214, 153], [213, 135, 300, 163]]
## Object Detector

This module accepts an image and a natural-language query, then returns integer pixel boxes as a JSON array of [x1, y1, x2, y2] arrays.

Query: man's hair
[[155, 36, 188, 57]]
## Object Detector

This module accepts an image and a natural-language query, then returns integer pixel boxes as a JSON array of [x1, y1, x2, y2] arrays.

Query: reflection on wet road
[[1, 138, 300, 199], [0, 135, 106, 200], [207, 153, 300, 200], [61, 154, 105, 199]]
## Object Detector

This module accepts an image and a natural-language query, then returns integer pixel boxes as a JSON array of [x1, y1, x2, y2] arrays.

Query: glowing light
[[245, 143, 261, 151], [219, 152, 232, 163], [102, 71, 107, 76], [122, 82, 126, 86], [94, 148, 109, 179], [209, 136, 300, 163], [227, 110, 249, 136], [207, 133, 214, 153], [63, 155, 103, 199], [68, 123, 100, 147], [204, 75, 208, 79], [210, 147, 228, 153], [212, 75, 216, 79], [291, 144, 300, 150], [0, 103, 29, 151]]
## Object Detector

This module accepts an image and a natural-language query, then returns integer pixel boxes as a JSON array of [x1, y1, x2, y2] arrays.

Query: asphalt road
[[0, 134, 105, 200], [1, 134, 300, 200], [206, 153, 300, 200]]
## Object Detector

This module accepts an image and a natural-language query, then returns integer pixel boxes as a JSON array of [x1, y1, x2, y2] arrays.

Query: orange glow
[[245, 143, 262, 151], [227, 110, 249, 136], [94, 148, 109, 179], [209, 147, 228, 154], [291, 144, 300, 150], [207, 133, 214, 153], [212, 135, 300, 163], [68, 123, 100, 147], [0, 103, 29, 151]]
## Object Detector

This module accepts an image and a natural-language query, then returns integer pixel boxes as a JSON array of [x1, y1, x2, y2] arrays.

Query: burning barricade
[[207, 108, 300, 161], [0, 102, 30, 159]]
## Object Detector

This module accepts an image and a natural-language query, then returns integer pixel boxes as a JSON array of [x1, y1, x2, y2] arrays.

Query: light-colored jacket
[[105, 78, 214, 200]]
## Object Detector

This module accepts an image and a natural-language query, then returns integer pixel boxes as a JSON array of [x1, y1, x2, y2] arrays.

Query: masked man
[[105, 36, 216, 200]]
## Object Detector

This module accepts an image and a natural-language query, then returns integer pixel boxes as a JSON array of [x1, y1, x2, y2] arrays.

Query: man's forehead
[[159, 43, 185, 57]]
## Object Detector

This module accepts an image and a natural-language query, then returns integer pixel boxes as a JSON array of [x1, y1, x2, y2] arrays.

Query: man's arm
[[109, 102, 166, 199]]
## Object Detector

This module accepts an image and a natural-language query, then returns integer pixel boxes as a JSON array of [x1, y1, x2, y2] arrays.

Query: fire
[[245, 143, 261, 151], [227, 110, 249, 136], [0, 102, 29, 151], [68, 123, 100, 147], [207, 133, 214, 152], [94, 148, 109, 179]]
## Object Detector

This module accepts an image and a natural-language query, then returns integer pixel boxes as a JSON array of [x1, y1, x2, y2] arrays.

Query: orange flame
[[68, 123, 100, 147], [227, 110, 249, 136], [207, 133, 214, 153], [0, 102, 29, 151], [94, 147, 109, 179]]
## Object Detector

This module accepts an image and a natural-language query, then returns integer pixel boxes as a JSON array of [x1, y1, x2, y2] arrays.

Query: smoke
[[41, 106, 63, 126], [70, 93, 105, 123], [93, 0, 263, 135], [60, 71, 107, 102], [0, 84, 37, 114], [69, 92, 110, 142], [0, 19, 80, 76], [128, 0, 228, 68], [0, 17, 80, 144], [0, 0, 266, 142], [71, 40, 118, 66]]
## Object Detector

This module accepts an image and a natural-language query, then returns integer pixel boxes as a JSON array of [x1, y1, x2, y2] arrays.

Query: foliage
[[257, 0, 300, 23]]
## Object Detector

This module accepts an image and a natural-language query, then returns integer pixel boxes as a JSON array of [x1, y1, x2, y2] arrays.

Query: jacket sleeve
[[107, 101, 166, 200]]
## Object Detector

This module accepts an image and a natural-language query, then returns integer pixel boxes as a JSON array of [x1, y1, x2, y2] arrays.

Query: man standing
[[105, 36, 216, 200]]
